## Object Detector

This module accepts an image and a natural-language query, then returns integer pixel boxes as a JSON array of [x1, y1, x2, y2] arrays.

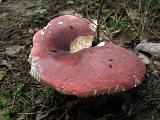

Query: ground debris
[[0, 69, 7, 80], [5, 45, 25, 56], [127, 9, 140, 23], [112, 27, 136, 46], [1, 60, 12, 68]]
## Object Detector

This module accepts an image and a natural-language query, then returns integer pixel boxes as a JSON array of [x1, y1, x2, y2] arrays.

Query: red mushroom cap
[[29, 15, 146, 97]]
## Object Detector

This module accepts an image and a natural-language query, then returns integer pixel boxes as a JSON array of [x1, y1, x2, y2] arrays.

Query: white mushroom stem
[[70, 20, 97, 53], [70, 36, 106, 53], [70, 35, 94, 53]]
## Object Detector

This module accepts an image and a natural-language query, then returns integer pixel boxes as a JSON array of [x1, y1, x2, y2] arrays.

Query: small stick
[[85, 0, 89, 17], [148, 28, 160, 40], [97, 0, 105, 43]]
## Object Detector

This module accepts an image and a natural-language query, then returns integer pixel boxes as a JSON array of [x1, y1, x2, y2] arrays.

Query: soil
[[0, 0, 160, 120]]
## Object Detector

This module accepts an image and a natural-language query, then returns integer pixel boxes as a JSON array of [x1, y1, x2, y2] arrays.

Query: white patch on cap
[[44, 23, 51, 29], [41, 30, 45, 35], [134, 79, 141, 87], [57, 21, 63, 24], [132, 75, 140, 87], [69, 16, 76, 19], [108, 88, 111, 93], [115, 85, 119, 92], [32, 37, 36, 45], [56, 87, 65, 94], [93, 90, 97, 95]]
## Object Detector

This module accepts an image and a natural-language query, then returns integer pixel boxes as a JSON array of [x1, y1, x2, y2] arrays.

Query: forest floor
[[0, 0, 160, 120]]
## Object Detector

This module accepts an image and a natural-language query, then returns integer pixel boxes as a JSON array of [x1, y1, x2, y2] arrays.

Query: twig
[[118, 105, 154, 120], [0, 20, 4, 36], [17, 112, 43, 115], [148, 28, 160, 40], [141, 0, 152, 32], [16, 106, 65, 116], [1, 29, 15, 40], [101, 11, 113, 27], [57, 109, 67, 120], [0, 21, 21, 38], [125, 4, 136, 27], [97, 0, 105, 43], [85, 0, 89, 17], [36, 106, 65, 120]]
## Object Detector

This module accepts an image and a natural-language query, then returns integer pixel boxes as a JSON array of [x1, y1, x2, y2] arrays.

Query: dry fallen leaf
[[136, 42, 160, 70], [127, 9, 140, 23], [136, 42, 160, 58], [5, 45, 25, 56], [112, 28, 135, 45], [137, 52, 151, 65]]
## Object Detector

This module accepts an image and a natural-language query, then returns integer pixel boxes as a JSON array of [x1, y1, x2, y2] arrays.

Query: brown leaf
[[127, 9, 140, 22], [112, 28, 135, 45]]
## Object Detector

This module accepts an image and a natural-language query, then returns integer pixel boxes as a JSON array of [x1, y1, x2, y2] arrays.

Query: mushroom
[[29, 15, 146, 97]]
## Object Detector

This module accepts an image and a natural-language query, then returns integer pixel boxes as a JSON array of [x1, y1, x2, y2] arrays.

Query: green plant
[[26, 106, 35, 113], [141, 0, 152, 11], [2, 113, 10, 120], [34, 7, 47, 14], [106, 19, 129, 33], [0, 97, 7, 107], [2, 108, 18, 120], [133, 25, 146, 38], [90, 0, 101, 11], [37, 88, 52, 99], [0, 90, 8, 107], [89, 15, 97, 19], [12, 84, 24, 100]]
